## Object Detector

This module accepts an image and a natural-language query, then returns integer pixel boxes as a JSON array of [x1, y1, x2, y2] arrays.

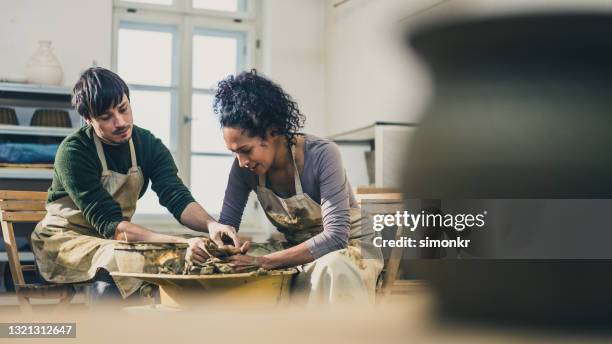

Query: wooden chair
[[0, 190, 75, 312], [356, 189, 424, 299]]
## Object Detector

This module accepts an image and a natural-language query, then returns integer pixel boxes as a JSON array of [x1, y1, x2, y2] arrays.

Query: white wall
[[322, 0, 612, 137], [323, 0, 434, 137], [0, 0, 325, 134], [259, 0, 326, 137], [0, 0, 112, 87]]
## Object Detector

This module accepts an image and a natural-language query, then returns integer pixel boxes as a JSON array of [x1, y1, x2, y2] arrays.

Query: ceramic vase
[[404, 13, 612, 323], [25, 41, 63, 85]]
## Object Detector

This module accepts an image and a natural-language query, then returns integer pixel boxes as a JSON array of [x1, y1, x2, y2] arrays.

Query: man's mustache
[[113, 126, 131, 135]]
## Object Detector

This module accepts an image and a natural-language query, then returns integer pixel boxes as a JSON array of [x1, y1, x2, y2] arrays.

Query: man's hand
[[185, 237, 210, 264], [207, 221, 242, 249]]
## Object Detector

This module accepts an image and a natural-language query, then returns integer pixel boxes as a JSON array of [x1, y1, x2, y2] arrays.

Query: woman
[[214, 70, 383, 303]]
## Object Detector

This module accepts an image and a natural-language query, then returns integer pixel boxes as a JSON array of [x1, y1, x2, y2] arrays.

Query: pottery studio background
[[3, 0, 612, 339], [3, 0, 611, 234], [0, 0, 434, 241], [1, 0, 603, 234]]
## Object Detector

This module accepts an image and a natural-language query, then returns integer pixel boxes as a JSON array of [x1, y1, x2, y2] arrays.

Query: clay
[[130, 239, 291, 276], [338, 240, 367, 270], [184, 257, 261, 275], [182, 238, 262, 275], [115, 242, 188, 274], [202, 239, 242, 258]]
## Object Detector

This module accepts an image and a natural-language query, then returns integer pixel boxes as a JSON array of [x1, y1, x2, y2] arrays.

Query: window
[[117, 0, 251, 13], [113, 0, 254, 220], [190, 29, 246, 214], [116, 22, 178, 216], [117, 25, 175, 88], [121, 0, 174, 6], [192, 30, 246, 89], [192, 0, 247, 12]]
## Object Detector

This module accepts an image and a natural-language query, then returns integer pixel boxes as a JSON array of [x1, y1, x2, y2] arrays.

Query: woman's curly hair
[[213, 69, 305, 147]]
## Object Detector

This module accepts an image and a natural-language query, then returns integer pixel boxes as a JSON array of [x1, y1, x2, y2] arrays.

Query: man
[[31, 67, 243, 298]]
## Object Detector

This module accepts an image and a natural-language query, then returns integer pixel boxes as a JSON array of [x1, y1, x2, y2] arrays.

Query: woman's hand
[[227, 254, 270, 270], [207, 221, 242, 248], [226, 254, 263, 270], [185, 237, 210, 264]]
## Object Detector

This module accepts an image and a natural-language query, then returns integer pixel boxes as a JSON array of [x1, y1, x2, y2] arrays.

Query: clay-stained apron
[[31, 133, 145, 298], [251, 144, 384, 303]]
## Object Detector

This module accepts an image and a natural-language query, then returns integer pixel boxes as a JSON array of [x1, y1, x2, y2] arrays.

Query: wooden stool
[[0, 190, 75, 312]]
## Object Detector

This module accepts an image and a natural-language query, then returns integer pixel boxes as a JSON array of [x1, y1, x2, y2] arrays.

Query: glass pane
[[118, 27, 173, 86], [192, 0, 243, 12], [193, 34, 238, 89], [122, 0, 173, 5], [190, 155, 234, 216], [191, 93, 226, 153], [135, 188, 171, 216], [130, 89, 172, 148]]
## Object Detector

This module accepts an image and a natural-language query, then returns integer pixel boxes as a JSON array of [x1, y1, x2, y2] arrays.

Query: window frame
[[115, 21, 180, 156], [112, 0, 258, 223], [191, 27, 247, 156], [114, 0, 256, 20]]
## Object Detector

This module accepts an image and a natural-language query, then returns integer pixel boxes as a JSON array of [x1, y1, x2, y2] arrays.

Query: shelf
[[0, 252, 35, 262], [0, 83, 75, 181], [0, 124, 75, 137], [0, 82, 71, 96], [0, 168, 53, 179], [328, 121, 417, 141]]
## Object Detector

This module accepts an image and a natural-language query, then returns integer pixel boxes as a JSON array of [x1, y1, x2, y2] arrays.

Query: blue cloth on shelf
[[0, 143, 59, 163]]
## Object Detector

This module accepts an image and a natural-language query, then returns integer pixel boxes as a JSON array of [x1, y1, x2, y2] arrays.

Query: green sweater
[[48, 125, 195, 238]]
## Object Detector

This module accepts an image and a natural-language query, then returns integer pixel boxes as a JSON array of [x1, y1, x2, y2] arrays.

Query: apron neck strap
[[258, 143, 304, 195], [93, 133, 109, 173], [290, 144, 303, 195], [93, 133, 137, 173], [128, 138, 137, 169]]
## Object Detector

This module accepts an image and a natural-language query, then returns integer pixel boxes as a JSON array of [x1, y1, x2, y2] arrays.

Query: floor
[[1, 281, 611, 344]]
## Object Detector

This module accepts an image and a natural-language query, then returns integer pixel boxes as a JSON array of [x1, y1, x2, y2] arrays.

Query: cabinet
[[0, 83, 81, 290], [0, 82, 80, 186], [330, 122, 416, 189]]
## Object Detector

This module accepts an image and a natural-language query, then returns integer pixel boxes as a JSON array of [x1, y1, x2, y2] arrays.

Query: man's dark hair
[[213, 69, 305, 147], [72, 67, 130, 119]]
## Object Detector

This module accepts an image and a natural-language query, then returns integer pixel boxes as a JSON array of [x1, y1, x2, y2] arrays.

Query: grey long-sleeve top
[[219, 134, 358, 259]]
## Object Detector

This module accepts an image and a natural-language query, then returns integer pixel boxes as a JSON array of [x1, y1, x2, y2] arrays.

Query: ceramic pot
[[0, 108, 18, 125], [404, 13, 612, 325], [30, 109, 72, 128], [406, 13, 612, 198], [25, 41, 63, 85]]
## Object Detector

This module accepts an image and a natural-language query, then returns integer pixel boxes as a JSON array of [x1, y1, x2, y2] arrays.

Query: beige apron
[[251, 145, 383, 304], [31, 133, 144, 298]]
